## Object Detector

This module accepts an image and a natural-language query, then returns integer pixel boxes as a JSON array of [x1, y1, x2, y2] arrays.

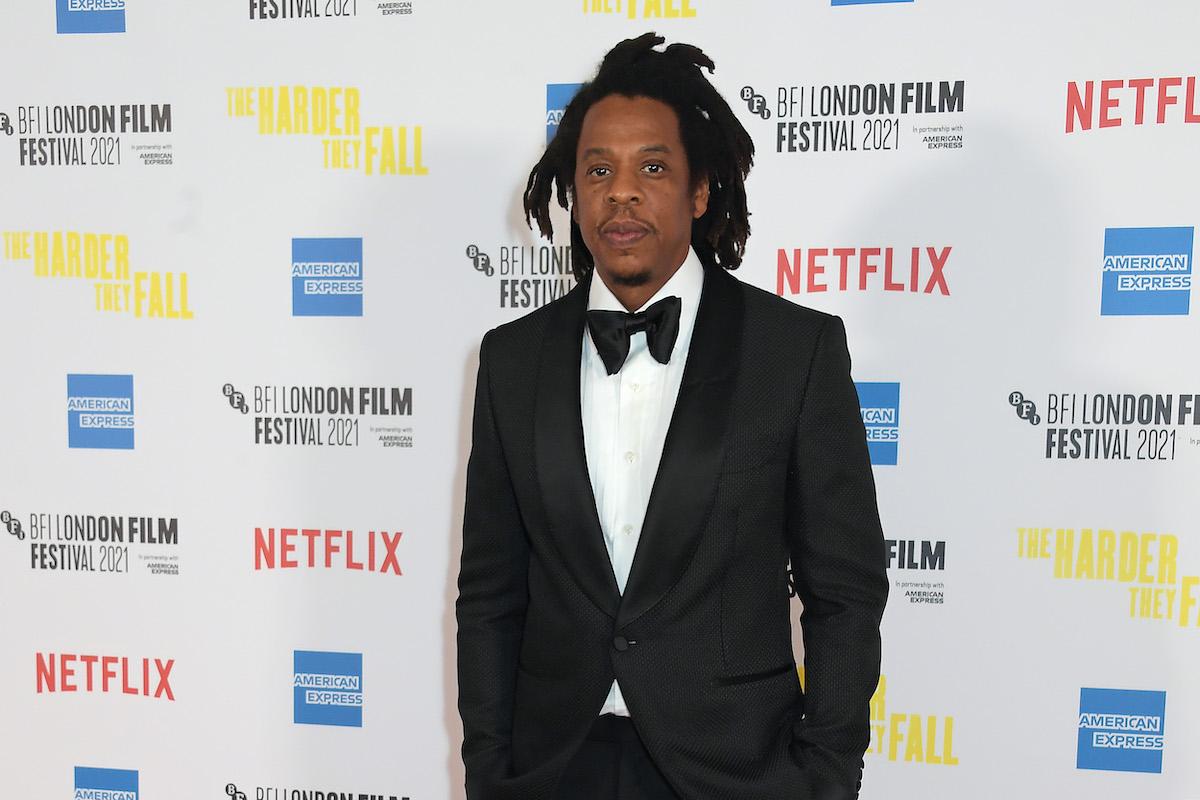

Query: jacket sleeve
[[457, 331, 531, 799], [786, 315, 889, 797]]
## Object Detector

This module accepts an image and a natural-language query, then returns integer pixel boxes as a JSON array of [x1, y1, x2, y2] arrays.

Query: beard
[[608, 268, 652, 287]]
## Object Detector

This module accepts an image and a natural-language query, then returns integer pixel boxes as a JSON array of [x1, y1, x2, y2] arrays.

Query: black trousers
[[551, 715, 682, 800]]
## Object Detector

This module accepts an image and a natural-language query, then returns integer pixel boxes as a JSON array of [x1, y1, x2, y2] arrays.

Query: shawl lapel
[[533, 276, 621, 618], [617, 267, 744, 631]]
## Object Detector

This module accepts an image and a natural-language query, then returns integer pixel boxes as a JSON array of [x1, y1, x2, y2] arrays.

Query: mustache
[[598, 214, 658, 236]]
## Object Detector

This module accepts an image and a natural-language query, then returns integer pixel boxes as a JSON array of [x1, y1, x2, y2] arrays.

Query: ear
[[691, 175, 710, 219]]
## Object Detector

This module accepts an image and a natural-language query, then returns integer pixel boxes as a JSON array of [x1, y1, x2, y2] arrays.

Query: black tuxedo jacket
[[458, 265, 888, 800]]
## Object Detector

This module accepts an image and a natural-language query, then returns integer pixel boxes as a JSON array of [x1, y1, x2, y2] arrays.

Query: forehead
[[576, 94, 685, 155]]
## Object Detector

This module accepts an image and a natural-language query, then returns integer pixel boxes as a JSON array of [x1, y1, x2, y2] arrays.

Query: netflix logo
[[777, 246, 951, 296], [255, 527, 403, 575], [1066, 76, 1200, 133], [36, 653, 174, 700]]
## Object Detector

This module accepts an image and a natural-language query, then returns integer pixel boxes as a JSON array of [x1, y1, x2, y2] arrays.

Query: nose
[[607, 167, 640, 205]]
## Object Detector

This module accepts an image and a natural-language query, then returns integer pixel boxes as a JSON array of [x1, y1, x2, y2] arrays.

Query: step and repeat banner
[[1, 1, 1198, 798]]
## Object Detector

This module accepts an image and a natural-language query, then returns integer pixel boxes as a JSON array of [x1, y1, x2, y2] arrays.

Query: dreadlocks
[[523, 32, 755, 281]]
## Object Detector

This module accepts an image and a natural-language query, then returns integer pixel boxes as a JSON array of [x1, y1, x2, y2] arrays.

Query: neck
[[608, 284, 660, 312], [595, 260, 686, 312]]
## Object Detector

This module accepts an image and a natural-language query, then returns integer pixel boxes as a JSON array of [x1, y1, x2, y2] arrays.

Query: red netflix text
[[254, 527, 402, 575], [1066, 77, 1200, 132], [777, 247, 951, 296], [36, 653, 174, 699]]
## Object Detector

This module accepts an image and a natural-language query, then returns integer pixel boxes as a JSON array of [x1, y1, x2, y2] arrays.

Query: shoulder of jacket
[[729, 272, 840, 333]]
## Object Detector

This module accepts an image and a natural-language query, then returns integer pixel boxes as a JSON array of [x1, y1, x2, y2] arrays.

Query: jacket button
[[612, 635, 629, 651]]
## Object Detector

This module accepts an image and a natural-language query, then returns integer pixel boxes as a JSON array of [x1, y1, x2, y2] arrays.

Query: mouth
[[599, 218, 653, 248]]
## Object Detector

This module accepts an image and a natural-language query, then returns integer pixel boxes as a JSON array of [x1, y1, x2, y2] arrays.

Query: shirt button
[[629, 381, 641, 392], [622, 524, 633, 535], [624, 451, 636, 464]]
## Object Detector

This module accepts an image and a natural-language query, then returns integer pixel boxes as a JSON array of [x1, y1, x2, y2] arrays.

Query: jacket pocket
[[711, 661, 795, 688]]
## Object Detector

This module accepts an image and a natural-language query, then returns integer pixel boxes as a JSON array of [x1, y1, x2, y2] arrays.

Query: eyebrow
[[580, 144, 672, 159]]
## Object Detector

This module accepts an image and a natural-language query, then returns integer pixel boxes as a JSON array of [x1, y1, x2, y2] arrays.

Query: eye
[[587, 165, 610, 177], [643, 163, 664, 173]]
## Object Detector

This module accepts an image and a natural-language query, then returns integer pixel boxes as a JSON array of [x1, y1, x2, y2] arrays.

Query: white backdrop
[[2, 1, 1198, 798]]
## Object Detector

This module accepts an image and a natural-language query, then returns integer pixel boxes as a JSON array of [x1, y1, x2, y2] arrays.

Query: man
[[458, 33, 887, 800]]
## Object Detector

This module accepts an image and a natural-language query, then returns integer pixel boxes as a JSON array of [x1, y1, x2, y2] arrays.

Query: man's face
[[573, 95, 709, 306]]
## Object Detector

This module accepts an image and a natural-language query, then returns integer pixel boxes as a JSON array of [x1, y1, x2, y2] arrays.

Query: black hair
[[523, 32, 755, 280]]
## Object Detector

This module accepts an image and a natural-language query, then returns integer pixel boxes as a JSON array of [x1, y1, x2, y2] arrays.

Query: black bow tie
[[586, 296, 682, 375]]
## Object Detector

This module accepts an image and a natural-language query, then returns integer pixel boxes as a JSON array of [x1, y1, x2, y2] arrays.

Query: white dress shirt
[[581, 249, 704, 717]]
